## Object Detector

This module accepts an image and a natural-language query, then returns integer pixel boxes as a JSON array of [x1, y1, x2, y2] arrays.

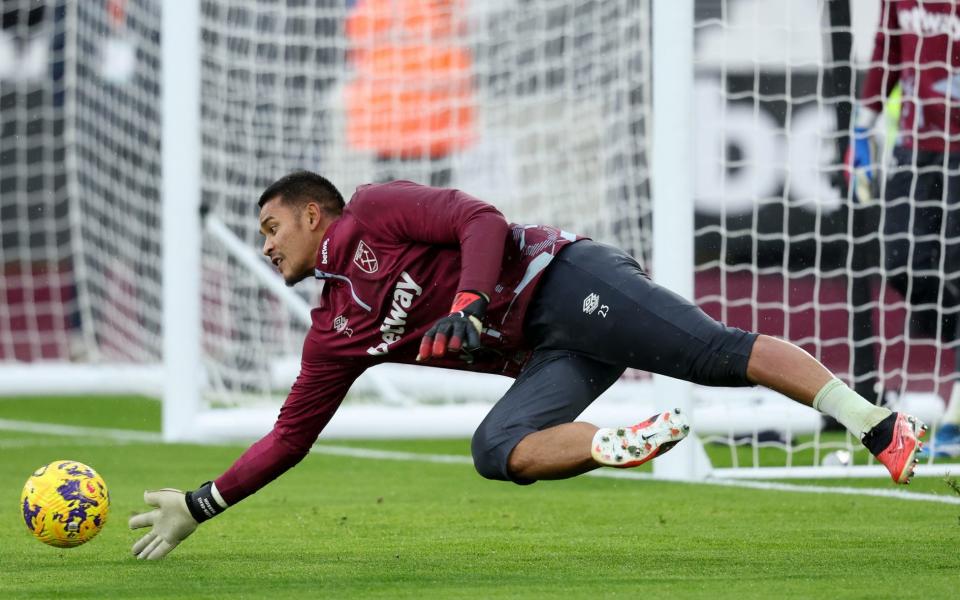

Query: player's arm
[[128, 357, 363, 560], [846, 0, 900, 199], [351, 182, 508, 358]]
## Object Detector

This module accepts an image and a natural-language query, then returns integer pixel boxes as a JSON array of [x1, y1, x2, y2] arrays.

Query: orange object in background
[[344, 0, 476, 159]]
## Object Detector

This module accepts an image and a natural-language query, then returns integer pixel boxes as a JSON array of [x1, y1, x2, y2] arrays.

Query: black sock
[[861, 412, 896, 455]]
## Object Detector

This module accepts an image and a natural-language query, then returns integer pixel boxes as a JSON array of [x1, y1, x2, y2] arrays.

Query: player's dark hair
[[258, 170, 345, 217]]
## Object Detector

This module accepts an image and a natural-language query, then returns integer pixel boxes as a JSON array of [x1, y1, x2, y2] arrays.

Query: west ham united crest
[[353, 240, 379, 274]]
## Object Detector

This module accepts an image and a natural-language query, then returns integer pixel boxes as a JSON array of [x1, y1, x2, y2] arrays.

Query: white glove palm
[[129, 489, 198, 560]]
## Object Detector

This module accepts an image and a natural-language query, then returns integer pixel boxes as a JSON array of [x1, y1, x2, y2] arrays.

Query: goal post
[[161, 0, 202, 442], [650, 0, 705, 480]]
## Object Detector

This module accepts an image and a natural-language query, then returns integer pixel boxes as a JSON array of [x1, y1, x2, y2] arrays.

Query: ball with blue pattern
[[21, 460, 110, 548]]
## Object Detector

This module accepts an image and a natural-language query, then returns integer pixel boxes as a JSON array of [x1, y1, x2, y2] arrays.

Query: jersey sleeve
[[350, 181, 508, 297], [860, 0, 901, 112], [213, 347, 365, 505]]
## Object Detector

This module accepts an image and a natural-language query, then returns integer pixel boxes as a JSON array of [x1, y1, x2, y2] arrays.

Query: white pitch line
[[3, 419, 959, 506], [311, 444, 474, 464], [587, 467, 960, 505], [0, 419, 163, 442], [0, 438, 153, 449], [312, 444, 960, 506]]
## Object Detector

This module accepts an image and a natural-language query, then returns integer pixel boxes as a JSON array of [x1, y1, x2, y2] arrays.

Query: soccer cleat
[[591, 408, 690, 468], [918, 423, 960, 459], [861, 412, 928, 484]]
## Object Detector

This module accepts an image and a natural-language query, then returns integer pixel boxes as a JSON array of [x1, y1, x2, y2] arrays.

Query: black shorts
[[471, 240, 757, 483]]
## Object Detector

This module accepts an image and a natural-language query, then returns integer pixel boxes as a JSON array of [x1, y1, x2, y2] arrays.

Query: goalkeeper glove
[[128, 481, 227, 560], [844, 105, 879, 203], [417, 290, 488, 361]]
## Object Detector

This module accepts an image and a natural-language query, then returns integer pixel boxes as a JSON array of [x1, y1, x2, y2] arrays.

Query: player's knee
[[688, 327, 758, 387], [470, 422, 513, 481]]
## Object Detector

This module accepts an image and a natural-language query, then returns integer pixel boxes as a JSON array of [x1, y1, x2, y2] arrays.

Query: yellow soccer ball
[[21, 460, 110, 548]]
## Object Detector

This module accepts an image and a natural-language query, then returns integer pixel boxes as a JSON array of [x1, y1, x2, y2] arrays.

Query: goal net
[[0, 0, 954, 479], [691, 0, 954, 477]]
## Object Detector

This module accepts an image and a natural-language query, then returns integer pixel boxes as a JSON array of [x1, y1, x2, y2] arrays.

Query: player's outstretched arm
[[129, 482, 227, 560], [128, 360, 362, 559]]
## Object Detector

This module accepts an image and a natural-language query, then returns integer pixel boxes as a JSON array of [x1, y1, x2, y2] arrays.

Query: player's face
[[259, 197, 325, 286]]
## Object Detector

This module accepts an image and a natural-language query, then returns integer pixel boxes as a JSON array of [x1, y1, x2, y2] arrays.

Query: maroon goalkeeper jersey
[[861, 1, 960, 152], [215, 181, 579, 504]]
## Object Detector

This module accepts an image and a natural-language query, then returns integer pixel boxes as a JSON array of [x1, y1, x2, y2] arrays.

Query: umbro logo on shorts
[[582, 292, 609, 318], [583, 293, 600, 314]]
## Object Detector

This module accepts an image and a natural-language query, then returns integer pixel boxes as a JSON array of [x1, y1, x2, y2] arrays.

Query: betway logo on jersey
[[321, 238, 329, 264], [366, 272, 423, 356], [898, 7, 960, 39]]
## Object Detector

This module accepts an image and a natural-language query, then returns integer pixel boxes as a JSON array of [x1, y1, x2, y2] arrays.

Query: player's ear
[[304, 202, 322, 230]]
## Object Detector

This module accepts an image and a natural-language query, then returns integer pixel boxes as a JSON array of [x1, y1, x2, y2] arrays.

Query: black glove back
[[417, 291, 488, 360]]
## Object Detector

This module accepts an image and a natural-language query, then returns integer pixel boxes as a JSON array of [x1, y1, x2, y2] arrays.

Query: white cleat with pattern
[[591, 408, 690, 468]]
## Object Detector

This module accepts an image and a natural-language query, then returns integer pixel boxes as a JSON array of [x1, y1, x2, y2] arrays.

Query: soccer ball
[[821, 449, 853, 467], [21, 460, 110, 548]]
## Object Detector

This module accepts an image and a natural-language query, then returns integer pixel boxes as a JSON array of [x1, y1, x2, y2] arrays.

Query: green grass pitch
[[1, 396, 959, 599]]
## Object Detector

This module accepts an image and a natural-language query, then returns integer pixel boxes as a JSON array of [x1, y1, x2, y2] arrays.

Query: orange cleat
[[591, 408, 690, 468], [862, 412, 928, 484]]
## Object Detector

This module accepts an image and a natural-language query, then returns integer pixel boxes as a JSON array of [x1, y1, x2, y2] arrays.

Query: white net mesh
[[1, 1, 74, 363], [70, 0, 163, 363], [0, 1, 163, 367], [692, 0, 953, 469]]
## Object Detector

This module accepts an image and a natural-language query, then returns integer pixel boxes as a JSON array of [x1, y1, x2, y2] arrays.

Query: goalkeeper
[[844, 0, 960, 457], [129, 172, 928, 560]]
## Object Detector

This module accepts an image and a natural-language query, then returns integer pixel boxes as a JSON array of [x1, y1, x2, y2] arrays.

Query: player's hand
[[417, 291, 488, 361], [844, 106, 878, 203], [129, 489, 198, 560]]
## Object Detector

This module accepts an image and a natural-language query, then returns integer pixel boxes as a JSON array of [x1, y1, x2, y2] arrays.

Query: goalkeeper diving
[[129, 172, 928, 560]]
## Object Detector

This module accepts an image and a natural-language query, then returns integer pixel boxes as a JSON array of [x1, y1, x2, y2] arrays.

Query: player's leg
[[742, 316, 927, 484], [535, 243, 832, 405], [943, 150, 960, 337], [884, 147, 946, 338], [471, 349, 689, 482], [743, 335, 830, 403], [908, 153, 952, 336], [526, 240, 758, 388], [530, 240, 926, 482], [880, 145, 919, 305], [470, 350, 624, 483]]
